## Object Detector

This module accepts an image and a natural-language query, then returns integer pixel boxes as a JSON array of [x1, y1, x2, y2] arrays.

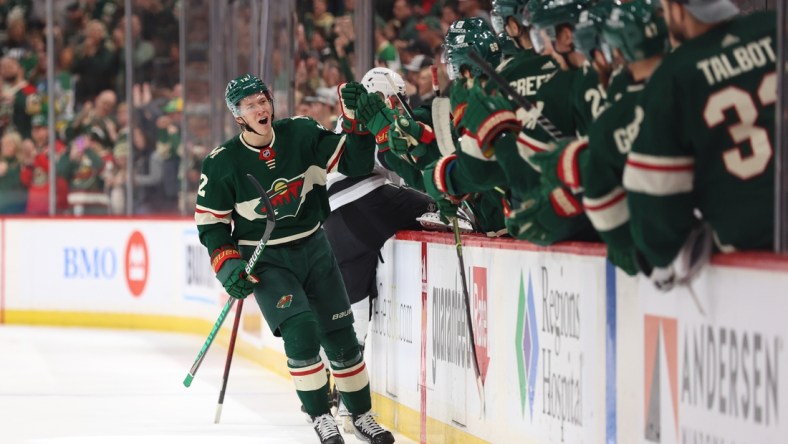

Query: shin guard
[[322, 326, 371, 414], [280, 312, 330, 416]]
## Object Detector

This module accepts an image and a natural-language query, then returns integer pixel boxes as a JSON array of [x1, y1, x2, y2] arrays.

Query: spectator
[[71, 19, 119, 106], [309, 87, 339, 130], [0, 131, 28, 213], [2, 6, 38, 77], [57, 133, 109, 215], [112, 14, 156, 86], [106, 137, 127, 215], [373, 16, 401, 71], [305, 0, 336, 36], [62, 2, 88, 47], [389, 0, 418, 44], [458, 0, 492, 28], [67, 89, 117, 147], [415, 16, 446, 54], [403, 55, 436, 108], [0, 55, 40, 139], [153, 97, 182, 213], [21, 114, 69, 214]]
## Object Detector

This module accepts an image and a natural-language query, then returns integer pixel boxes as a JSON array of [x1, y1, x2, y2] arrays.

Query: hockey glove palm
[[356, 93, 396, 149], [338, 82, 368, 134], [505, 184, 585, 246], [216, 258, 259, 299], [460, 87, 521, 157]]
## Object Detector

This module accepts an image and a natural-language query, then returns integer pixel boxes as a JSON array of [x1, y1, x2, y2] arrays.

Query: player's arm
[[313, 117, 376, 178], [194, 153, 236, 255], [623, 91, 696, 268], [379, 149, 426, 191], [194, 152, 259, 299]]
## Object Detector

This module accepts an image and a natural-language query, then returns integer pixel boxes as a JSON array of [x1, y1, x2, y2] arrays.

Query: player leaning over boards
[[623, 1, 777, 288], [195, 74, 395, 444], [531, 0, 669, 275]]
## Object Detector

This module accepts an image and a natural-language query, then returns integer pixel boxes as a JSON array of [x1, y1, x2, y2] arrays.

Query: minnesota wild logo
[[276, 294, 293, 309], [257, 176, 306, 219]]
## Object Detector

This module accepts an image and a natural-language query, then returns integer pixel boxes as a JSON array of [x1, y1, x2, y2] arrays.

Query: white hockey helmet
[[361, 67, 406, 100]]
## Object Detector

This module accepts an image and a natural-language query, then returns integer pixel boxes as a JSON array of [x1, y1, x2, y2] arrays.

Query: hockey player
[[491, 0, 558, 101], [195, 74, 395, 444], [532, 0, 668, 273], [623, 1, 776, 285], [421, 17, 516, 237], [348, 66, 475, 233], [472, 0, 617, 245], [327, 67, 434, 351]]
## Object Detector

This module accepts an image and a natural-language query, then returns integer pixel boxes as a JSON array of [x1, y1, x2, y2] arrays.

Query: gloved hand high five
[[338, 82, 369, 134], [388, 114, 434, 158], [211, 246, 259, 299], [356, 92, 396, 150]]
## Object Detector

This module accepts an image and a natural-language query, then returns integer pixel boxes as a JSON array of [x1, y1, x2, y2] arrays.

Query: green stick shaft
[[183, 298, 235, 387]]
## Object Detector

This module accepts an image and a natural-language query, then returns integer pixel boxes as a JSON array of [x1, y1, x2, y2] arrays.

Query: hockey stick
[[183, 174, 277, 388], [453, 217, 486, 416], [215, 297, 243, 423], [428, 68, 486, 414], [430, 65, 456, 156], [467, 49, 563, 141]]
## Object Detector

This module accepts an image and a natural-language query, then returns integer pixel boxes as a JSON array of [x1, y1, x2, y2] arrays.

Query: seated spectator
[[0, 131, 28, 213]]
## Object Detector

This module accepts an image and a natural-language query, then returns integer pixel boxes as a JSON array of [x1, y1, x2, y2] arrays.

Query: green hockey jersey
[[581, 72, 646, 253], [497, 49, 558, 99], [195, 116, 375, 253], [623, 12, 777, 266]]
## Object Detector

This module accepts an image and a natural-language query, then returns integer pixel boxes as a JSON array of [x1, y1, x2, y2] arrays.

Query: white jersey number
[[703, 71, 776, 180], [198, 174, 208, 197]]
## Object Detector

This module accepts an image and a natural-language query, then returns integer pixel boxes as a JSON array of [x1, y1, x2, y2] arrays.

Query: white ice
[[0, 325, 414, 444]]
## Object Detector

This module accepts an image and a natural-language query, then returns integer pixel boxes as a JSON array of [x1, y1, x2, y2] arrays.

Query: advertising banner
[[374, 233, 610, 443], [623, 264, 788, 444]]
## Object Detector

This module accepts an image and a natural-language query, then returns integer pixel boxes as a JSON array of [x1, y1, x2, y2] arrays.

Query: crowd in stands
[[0, 0, 486, 216], [0, 0, 181, 215], [293, 0, 493, 129]]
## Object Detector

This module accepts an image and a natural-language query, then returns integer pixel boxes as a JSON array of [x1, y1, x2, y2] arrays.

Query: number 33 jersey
[[623, 11, 777, 267]]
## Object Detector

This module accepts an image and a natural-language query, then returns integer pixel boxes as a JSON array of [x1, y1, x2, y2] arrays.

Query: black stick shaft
[[215, 298, 244, 423]]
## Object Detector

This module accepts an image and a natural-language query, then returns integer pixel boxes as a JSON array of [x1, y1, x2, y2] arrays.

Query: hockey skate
[[351, 411, 395, 444], [312, 413, 344, 444], [416, 211, 473, 233]]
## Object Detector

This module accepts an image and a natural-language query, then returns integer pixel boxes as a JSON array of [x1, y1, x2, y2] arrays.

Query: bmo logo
[[125, 231, 149, 297]]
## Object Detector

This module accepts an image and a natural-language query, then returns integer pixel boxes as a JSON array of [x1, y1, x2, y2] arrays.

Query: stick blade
[[183, 373, 194, 387]]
